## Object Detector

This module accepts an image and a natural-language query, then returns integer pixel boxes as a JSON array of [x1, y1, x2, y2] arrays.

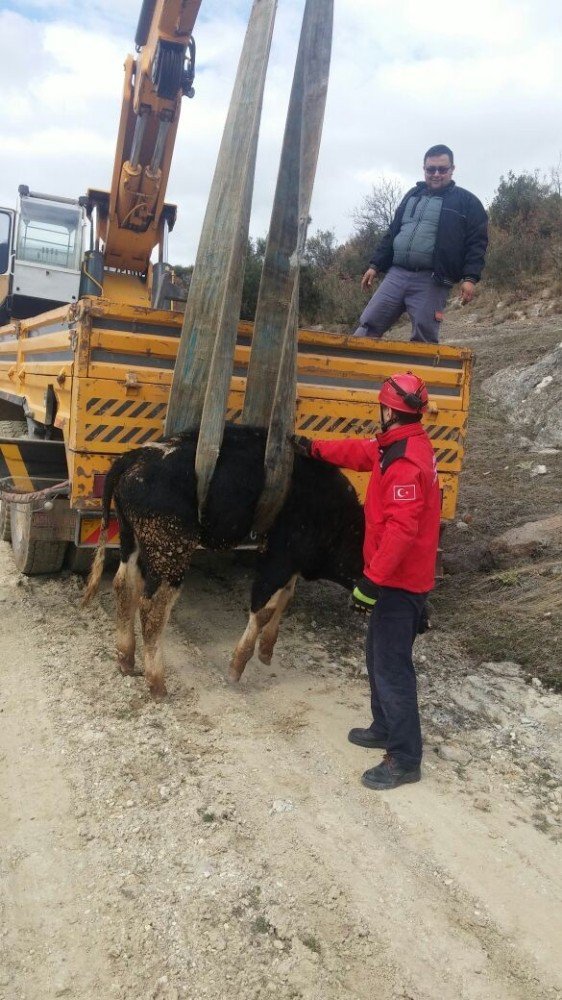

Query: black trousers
[[365, 586, 427, 770]]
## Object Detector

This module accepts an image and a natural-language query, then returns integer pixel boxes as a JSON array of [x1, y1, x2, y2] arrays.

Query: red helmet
[[379, 372, 429, 414]]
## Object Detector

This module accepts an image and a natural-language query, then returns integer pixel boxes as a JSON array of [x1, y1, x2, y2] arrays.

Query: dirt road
[[1, 542, 560, 1000]]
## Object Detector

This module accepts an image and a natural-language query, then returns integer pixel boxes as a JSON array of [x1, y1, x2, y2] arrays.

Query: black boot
[[361, 754, 421, 790], [348, 727, 387, 749]]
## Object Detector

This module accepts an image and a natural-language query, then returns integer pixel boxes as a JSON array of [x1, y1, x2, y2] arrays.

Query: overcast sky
[[1, 0, 561, 265]]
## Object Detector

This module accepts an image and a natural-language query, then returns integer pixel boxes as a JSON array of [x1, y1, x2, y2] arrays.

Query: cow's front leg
[[113, 552, 142, 674], [258, 574, 298, 665], [138, 582, 179, 696]]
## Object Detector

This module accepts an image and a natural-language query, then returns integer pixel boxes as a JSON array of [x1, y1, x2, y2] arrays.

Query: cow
[[82, 424, 364, 695]]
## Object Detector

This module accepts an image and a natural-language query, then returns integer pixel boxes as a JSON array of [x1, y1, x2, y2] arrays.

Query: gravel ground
[[1, 310, 561, 1000], [1, 544, 561, 1000]]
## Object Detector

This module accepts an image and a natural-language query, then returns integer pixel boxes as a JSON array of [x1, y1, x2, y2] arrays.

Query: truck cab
[[0, 186, 88, 322]]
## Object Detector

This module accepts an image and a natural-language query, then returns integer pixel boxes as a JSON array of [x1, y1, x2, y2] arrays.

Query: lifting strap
[[243, 0, 333, 532], [164, 0, 332, 527], [164, 0, 278, 464]]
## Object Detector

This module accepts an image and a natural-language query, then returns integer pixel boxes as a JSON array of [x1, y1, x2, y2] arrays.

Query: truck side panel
[[0, 297, 473, 528]]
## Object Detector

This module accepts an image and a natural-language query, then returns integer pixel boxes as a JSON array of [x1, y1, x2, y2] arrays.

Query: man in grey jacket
[[355, 145, 488, 343]]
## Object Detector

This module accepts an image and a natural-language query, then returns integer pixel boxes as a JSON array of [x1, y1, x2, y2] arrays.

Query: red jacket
[[311, 424, 441, 593]]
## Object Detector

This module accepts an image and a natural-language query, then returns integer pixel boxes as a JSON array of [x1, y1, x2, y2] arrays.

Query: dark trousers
[[365, 587, 427, 770]]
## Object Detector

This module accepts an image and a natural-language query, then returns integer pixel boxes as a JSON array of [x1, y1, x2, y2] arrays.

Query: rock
[[491, 514, 562, 561], [438, 744, 472, 765], [270, 799, 294, 814], [481, 660, 523, 679], [482, 344, 562, 448], [442, 541, 495, 575], [530, 464, 548, 477], [473, 797, 492, 812]]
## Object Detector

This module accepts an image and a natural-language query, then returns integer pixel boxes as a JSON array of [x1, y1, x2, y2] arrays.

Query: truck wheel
[[65, 544, 94, 576], [0, 498, 12, 542], [10, 503, 67, 575], [0, 420, 27, 542]]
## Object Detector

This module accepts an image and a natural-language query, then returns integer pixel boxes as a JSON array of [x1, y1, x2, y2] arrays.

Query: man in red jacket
[[293, 372, 441, 790]]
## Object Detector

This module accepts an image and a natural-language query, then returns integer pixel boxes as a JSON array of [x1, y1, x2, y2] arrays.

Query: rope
[[0, 479, 70, 505]]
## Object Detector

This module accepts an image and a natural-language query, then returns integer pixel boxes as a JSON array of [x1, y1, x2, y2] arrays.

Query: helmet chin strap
[[380, 405, 396, 433]]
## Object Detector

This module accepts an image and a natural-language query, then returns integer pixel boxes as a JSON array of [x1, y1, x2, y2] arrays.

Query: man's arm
[[311, 437, 378, 472], [367, 189, 413, 275], [368, 229, 395, 274], [462, 194, 488, 284]]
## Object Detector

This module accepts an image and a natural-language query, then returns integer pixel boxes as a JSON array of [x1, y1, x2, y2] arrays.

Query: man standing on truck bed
[[293, 372, 440, 789], [354, 145, 488, 343]]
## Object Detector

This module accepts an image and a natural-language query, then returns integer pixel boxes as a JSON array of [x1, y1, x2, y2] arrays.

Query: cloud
[[1, 0, 561, 266]]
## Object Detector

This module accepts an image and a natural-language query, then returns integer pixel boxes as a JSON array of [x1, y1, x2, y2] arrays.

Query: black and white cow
[[83, 424, 364, 695]]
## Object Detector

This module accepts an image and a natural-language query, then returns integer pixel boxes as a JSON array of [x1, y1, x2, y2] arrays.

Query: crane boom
[[88, 0, 202, 274]]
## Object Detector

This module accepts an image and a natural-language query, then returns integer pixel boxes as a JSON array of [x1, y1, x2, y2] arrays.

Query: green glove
[[290, 434, 313, 457], [351, 576, 379, 614]]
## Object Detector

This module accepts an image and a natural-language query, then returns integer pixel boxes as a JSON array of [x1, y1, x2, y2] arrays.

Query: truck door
[[0, 208, 15, 325]]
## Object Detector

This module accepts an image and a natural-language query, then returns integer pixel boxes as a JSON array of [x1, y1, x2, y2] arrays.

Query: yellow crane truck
[[0, 1, 472, 575]]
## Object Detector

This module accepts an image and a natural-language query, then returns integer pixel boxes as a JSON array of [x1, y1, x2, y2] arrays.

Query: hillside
[[432, 307, 561, 688]]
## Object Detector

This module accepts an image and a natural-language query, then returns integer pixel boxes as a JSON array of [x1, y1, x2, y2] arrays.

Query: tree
[[489, 170, 553, 229], [351, 176, 404, 263], [303, 229, 338, 270], [240, 237, 266, 320], [486, 169, 562, 288], [549, 152, 562, 197]]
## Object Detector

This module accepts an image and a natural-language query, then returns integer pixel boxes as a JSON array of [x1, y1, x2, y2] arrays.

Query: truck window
[[0, 211, 11, 274], [16, 197, 83, 271]]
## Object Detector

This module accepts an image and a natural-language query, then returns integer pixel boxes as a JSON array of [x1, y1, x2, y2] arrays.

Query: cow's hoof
[[148, 680, 167, 698], [227, 662, 243, 684], [258, 650, 272, 666], [117, 651, 135, 675]]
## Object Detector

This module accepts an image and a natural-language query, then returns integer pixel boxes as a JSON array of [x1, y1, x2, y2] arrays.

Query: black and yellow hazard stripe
[[83, 397, 168, 447], [0, 439, 68, 493]]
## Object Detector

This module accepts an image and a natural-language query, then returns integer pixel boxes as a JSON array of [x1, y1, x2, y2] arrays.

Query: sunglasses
[[424, 165, 451, 175]]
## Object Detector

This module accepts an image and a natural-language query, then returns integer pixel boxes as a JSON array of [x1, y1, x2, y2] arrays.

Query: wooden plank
[[90, 329, 178, 359], [234, 344, 466, 389]]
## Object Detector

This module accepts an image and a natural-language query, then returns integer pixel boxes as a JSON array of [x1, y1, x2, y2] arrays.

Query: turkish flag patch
[[393, 484, 416, 501]]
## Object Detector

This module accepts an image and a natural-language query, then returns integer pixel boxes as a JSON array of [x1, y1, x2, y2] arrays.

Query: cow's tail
[[81, 459, 124, 606]]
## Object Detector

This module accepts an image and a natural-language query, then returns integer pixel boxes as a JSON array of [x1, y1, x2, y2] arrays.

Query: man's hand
[[350, 575, 380, 614], [290, 434, 313, 458], [460, 280, 475, 305], [361, 268, 377, 293]]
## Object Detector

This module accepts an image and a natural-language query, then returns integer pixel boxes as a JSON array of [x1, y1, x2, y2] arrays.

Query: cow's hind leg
[[138, 582, 180, 697], [258, 574, 298, 665], [113, 552, 143, 674], [112, 510, 142, 675], [134, 524, 197, 695]]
